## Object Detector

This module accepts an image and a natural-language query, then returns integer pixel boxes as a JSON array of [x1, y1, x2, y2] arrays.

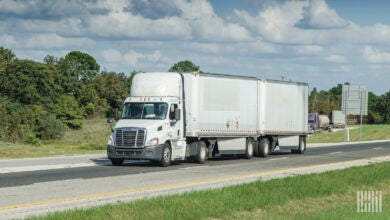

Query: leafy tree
[[168, 60, 200, 72], [93, 71, 127, 108], [43, 55, 58, 65], [376, 91, 390, 124], [64, 51, 100, 81], [328, 84, 342, 108], [57, 57, 79, 96], [0, 59, 62, 106], [52, 95, 84, 129], [78, 83, 99, 106], [0, 46, 15, 64], [37, 114, 65, 140]]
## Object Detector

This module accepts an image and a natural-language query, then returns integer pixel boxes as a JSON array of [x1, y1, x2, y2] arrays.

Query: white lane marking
[[373, 147, 383, 150], [0, 162, 110, 174], [329, 152, 343, 154], [179, 165, 209, 170], [33, 178, 84, 185], [269, 157, 288, 161]]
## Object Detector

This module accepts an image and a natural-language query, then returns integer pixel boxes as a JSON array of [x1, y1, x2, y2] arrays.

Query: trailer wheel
[[160, 143, 171, 167], [110, 158, 124, 166], [259, 138, 270, 157], [297, 136, 306, 154], [195, 141, 207, 164], [244, 139, 254, 159]]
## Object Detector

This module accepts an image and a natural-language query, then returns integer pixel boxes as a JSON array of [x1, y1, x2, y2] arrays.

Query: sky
[[1, 0, 389, 95]]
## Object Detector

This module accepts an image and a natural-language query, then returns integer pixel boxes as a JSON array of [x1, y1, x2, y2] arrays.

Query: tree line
[[0, 45, 388, 144], [0, 47, 134, 143]]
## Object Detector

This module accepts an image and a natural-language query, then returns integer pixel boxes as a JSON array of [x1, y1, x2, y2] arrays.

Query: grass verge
[[0, 118, 110, 159], [308, 124, 390, 143], [29, 162, 390, 220]]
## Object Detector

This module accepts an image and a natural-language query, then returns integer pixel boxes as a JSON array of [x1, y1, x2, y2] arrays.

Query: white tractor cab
[[107, 73, 186, 167]]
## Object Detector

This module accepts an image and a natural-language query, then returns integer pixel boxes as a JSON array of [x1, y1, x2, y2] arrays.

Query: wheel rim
[[163, 147, 170, 162], [264, 141, 269, 155], [248, 141, 253, 156], [200, 145, 206, 160]]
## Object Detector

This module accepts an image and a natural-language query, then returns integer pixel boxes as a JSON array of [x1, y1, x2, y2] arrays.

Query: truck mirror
[[115, 108, 119, 121], [107, 118, 114, 132], [175, 108, 181, 121]]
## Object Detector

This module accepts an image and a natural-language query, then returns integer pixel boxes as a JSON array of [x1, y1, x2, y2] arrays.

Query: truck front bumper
[[107, 145, 163, 161]]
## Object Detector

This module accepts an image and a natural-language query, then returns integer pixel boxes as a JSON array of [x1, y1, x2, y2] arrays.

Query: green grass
[[0, 118, 110, 159], [308, 124, 390, 143], [29, 162, 390, 220]]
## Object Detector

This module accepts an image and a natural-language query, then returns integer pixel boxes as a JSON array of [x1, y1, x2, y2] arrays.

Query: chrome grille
[[115, 128, 145, 147]]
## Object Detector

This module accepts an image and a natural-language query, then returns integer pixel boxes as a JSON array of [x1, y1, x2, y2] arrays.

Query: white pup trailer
[[107, 72, 309, 166]]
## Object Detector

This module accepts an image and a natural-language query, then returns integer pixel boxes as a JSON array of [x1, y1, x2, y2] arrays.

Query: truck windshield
[[121, 102, 168, 120]]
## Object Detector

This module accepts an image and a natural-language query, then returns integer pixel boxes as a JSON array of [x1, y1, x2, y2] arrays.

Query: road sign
[[341, 85, 368, 142], [342, 85, 368, 115]]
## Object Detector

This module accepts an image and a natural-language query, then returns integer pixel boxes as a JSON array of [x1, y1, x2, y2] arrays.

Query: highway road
[[0, 140, 389, 219]]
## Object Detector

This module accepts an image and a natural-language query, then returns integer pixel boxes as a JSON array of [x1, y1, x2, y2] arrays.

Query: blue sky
[[1, 0, 389, 95]]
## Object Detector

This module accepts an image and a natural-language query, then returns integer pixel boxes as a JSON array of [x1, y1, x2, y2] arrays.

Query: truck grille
[[115, 128, 146, 147]]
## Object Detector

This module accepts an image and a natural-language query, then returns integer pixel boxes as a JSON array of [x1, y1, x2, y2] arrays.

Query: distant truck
[[329, 110, 345, 128], [308, 113, 319, 133], [308, 113, 330, 132], [107, 72, 309, 166]]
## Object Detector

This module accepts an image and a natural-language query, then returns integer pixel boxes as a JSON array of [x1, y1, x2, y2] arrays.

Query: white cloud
[[297, 0, 349, 29], [296, 45, 323, 54], [363, 46, 390, 63], [124, 51, 145, 66], [123, 50, 162, 66], [325, 55, 346, 63], [102, 49, 123, 63], [232, 1, 307, 43], [0, 34, 17, 47], [149, 50, 162, 62], [24, 34, 94, 49]]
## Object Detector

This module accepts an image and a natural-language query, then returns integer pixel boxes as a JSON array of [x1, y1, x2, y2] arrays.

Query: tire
[[259, 138, 270, 158], [244, 138, 254, 159], [195, 141, 207, 164], [160, 143, 171, 167], [297, 136, 306, 154], [110, 158, 124, 166]]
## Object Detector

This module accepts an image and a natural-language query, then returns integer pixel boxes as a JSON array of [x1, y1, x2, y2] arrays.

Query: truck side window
[[169, 104, 178, 120]]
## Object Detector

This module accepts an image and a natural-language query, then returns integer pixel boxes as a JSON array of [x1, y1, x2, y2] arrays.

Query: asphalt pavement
[[0, 140, 389, 219]]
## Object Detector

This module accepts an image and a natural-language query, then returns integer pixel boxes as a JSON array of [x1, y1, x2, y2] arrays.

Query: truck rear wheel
[[244, 139, 254, 159], [110, 158, 124, 166], [160, 143, 171, 167], [195, 141, 207, 164], [297, 136, 306, 154], [259, 138, 270, 157]]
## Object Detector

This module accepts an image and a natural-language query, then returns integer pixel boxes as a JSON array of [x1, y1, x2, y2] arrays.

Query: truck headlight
[[146, 137, 159, 146]]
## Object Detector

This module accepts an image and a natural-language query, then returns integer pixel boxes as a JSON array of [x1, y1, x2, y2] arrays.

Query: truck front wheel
[[160, 143, 171, 167], [259, 138, 270, 158], [195, 141, 208, 164]]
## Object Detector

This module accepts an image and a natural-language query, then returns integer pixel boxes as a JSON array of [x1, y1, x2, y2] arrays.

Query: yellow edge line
[[1, 154, 389, 211]]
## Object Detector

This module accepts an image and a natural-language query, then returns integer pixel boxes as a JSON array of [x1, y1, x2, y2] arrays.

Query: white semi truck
[[107, 72, 309, 166]]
